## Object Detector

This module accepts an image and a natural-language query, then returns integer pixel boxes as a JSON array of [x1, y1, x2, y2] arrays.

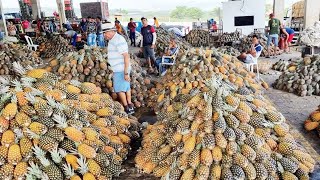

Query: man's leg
[[93, 34, 97, 47], [273, 35, 279, 57], [133, 32, 136, 46], [266, 35, 271, 57], [87, 33, 92, 46], [148, 46, 156, 67]]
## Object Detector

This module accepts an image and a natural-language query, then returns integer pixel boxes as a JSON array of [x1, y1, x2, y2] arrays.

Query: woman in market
[[7, 22, 17, 36], [155, 37, 178, 76]]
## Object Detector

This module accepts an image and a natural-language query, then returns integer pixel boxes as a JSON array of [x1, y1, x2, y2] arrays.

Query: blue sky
[[2, 0, 301, 10]]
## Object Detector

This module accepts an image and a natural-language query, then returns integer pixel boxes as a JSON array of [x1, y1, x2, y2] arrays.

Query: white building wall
[[222, 0, 266, 35]]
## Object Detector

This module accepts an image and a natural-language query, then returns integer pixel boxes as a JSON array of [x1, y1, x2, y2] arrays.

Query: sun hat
[[101, 23, 117, 33]]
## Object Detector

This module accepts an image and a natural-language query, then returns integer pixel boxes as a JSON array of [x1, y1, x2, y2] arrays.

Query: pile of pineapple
[[136, 49, 316, 179], [273, 55, 320, 96], [147, 48, 269, 108], [304, 105, 320, 135], [0, 63, 140, 179], [155, 27, 191, 56], [35, 36, 75, 58], [46, 48, 154, 108], [0, 43, 43, 75]]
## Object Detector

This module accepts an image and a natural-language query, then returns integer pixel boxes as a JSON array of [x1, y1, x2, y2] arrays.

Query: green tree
[[187, 7, 203, 19], [170, 6, 188, 19]]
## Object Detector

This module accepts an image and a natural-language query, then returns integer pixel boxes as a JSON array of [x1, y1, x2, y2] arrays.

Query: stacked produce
[[35, 36, 75, 58], [136, 49, 316, 180], [47, 48, 154, 108], [0, 63, 141, 179], [304, 105, 320, 136], [218, 31, 240, 43], [0, 43, 43, 75], [272, 59, 302, 72], [185, 29, 210, 47], [155, 27, 191, 56], [215, 46, 240, 57], [273, 55, 320, 96]]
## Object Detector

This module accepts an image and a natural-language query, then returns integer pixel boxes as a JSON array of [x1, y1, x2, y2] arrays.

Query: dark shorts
[[143, 45, 156, 61]]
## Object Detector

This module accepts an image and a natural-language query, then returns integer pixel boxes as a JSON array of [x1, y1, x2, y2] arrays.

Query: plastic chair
[[245, 45, 263, 80], [159, 46, 180, 76], [25, 35, 39, 51]]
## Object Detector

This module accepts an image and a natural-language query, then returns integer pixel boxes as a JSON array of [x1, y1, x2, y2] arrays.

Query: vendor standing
[[64, 29, 77, 47], [281, 27, 295, 53], [102, 23, 134, 115]]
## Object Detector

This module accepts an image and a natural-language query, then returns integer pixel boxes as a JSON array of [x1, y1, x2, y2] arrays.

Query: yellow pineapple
[[0, 116, 9, 133], [26, 68, 48, 78], [53, 114, 85, 142], [83, 128, 99, 141], [13, 161, 28, 179], [210, 164, 222, 179], [187, 94, 202, 108], [96, 107, 114, 116], [180, 168, 195, 180], [183, 134, 196, 154], [45, 89, 66, 101], [16, 91, 28, 106], [0, 164, 14, 179], [153, 164, 170, 177], [1, 130, 15, 147], [201, 148, 213, 166], [29, 122, 48, 135], [66, 154, 80, 169], [8, 144, 22, 165], [15, 112, 31, 127], [212, 146, 223, 163], [88, 159, 101, 176], [19, 137, 33, 158], [66, 84, 81, 94], [2, 95, 18, 120], [78, 144, 97, 159], [118, 134, 131, 144]]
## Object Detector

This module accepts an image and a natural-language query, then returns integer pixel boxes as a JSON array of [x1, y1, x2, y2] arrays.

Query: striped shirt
[[108, 33, 130, 72]]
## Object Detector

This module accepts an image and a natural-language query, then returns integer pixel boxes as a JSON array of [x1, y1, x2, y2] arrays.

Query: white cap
[[101, 23, 116, 33]]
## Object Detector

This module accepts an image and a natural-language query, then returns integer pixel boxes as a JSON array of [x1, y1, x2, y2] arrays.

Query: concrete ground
[[116, 47, 320, 180]]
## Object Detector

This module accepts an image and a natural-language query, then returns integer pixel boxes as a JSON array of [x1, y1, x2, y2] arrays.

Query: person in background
[[96, 16, 105, 47], [115, 18, 120, 24], [238, 35, 262, 63], [128, 18, 137, 46], [21, 19, 29, 31], [37, 19, 42, 31], [140, 17, 157, 72], [80, 18, 87, 33], [102, 23, 134, 115], [155, 37, 178, 76], [196, 18, 201, 29], [267, 13, 281, 58], [49, 19, 56, 33], [154, 17, 159, 27], [86, 16, 97, 46], [212, 21, 218, 32], [7, 22, 17, 36], [281, 27, 295, 53], [64, 29, 77, 47], [115, 21, 123, 34]]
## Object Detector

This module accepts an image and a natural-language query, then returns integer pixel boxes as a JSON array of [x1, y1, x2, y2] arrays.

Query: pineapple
[[230, 165, 245, 180], [187, 93, 202, 108], [14, 161, 28, 179], [29, 122, 48, 135], [78, 143, 97, 159], [1, 130, 15, 147], [2, 95, 18, 120], [88, 159, 102, 176], [0, 145, 8, 164], [34, 146, 64, 180], [200, 148, 213, 166], [53, 114, 85, 142], [238, 101, 253, 116], [215, 132, 227, 148], [63, 163, 82, 180], [65, 154, 80, 170], [233, 108, 250, 123], [26, 68, 48, 78], [39, 135, 59, 151], [26, 94, 53, 117], [210, 164, 221, 180], [233, 153, 249, 169], [180, 168, 195, 180], [8, 144, 22, 165], [195, 165, 210, 180], [153, 164, 170, 177], [96, 108, 114, 117], [188, 148, 200, 169], [212, 146, 222, 163], [157, 145, 171, 161], [0, 116, 9, 133], [0, 164, 14, 179], [46, 128, 65, 142], [243, 163, 257, 180], [169, 167, 182, 180], [19, 137, 33, 158], [183, 133, 196, 154], [15, 111, 32, 127]]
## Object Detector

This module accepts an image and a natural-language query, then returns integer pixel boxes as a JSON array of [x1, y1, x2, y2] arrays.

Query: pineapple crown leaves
[[77, 155, 89, 175], [25, 174, 37, 180], [24, 128, 40, 139], [63, 163, 76, 179], [0, 85, 10, 94], [50, 148, 63, 164], [70, 79, 81, 87], [33, 145, 46, 159], [52, 113, 68, 129], [12, 61, 27, 76], [46, 95, 58, 108], [0, 76, 11, 86], [38, 155, 51, 167], [58, 148, 67, 158], [27, 162, 43, 179], [13, 128, 24, 143], [25, 92, 37, 104], [30, 87, 45, 97], [11, 94, 17, 103]]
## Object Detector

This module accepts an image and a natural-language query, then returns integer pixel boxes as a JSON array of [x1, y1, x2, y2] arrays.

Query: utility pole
[[0, 0, 7, 36]]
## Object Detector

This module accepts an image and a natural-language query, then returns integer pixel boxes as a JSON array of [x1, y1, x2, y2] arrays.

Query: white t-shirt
[[108, 33, 131, 72]]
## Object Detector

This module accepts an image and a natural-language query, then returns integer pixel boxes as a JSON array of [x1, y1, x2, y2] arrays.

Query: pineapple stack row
[[46, 48, 154, 108], [304, 105, 320, 136], [35, 36, 75, 58], [0, 63, 141, 179], [0, 43, 43, 76], [155, 27, 191, 56], [147, 48, 269, 109], [136, 49, 316, 179], [273, 55, 320, 96]]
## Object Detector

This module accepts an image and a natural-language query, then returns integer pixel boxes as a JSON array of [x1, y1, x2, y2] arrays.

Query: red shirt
[[128, 22, 136, 32], [22, 20, 29, 29]]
